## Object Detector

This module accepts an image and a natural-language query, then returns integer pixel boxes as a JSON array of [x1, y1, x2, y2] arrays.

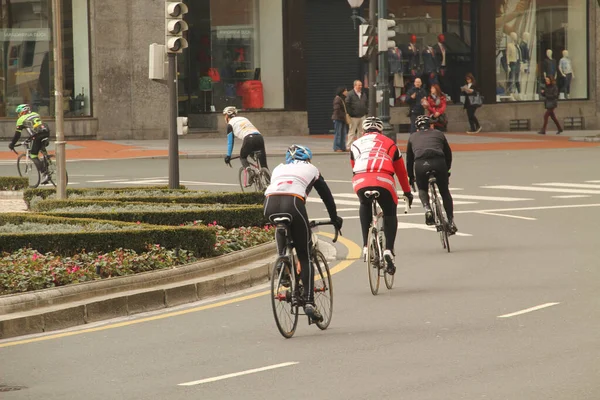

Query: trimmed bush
[[0, 176, 29, 191], [24, 188, 263, 208], [0, 213, 216, 256], [37, 203, 266, 228]]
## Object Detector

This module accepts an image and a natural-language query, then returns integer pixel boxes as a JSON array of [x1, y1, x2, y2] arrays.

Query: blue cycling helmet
[[285, 144, 313, 164]]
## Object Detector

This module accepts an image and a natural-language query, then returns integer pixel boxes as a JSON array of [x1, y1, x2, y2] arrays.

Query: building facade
[[0, 0, 597, 140]]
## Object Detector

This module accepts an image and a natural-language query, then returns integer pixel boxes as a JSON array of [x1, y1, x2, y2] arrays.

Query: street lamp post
[[51, 0, 67, 199], [347, 0, 377, 118]]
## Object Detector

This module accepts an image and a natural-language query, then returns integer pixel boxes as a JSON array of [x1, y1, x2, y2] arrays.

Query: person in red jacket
[[350, 117, 414, 275], [423, 84, 448, 132]]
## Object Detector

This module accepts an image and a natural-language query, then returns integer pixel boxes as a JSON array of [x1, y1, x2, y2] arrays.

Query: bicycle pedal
[[436, 226, 443, 232]]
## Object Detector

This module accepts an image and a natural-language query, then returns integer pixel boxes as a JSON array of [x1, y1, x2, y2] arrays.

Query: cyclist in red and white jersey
[[350, 117, 413, 275]]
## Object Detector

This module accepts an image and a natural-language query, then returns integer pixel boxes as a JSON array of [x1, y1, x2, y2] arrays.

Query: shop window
[[390, 0, 477, 106], [0, 0, 91, 118], [494, 0, 587, 102]]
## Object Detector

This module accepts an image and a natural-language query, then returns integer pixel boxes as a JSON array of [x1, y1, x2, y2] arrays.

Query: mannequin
[[519, 32, 531, 72], [434, 33, 450, 100], [543, 49, 557, 80], [506, 32, 522, 94], [406, 34, 420, 77], [559, 49, 574, 98], [422, 45, 438, 89]]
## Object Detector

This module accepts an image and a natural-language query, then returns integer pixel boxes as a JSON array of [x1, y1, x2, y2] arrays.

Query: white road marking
[[452, 194, 533, 202], [307, 197, 358, 206], [534, 182, 600, 190], [586, 180, 600, 183], [552, 195, 591, 199], [326, 179, 353, 183], [332, 208, 359, 212], [497, 302, 560, 318], [178, 362, 299, 386], [397, 222, 473, 237], [115, 179, 167, 184], [87, 179, 131, 183], [483, 185, 600, 195], [69, 174, 105, 177], [179, 181, 239, 186], [476, 211, 537, 221]]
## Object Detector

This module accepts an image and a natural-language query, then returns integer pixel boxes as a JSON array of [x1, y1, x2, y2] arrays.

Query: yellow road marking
[[0, 233, 361, 349]]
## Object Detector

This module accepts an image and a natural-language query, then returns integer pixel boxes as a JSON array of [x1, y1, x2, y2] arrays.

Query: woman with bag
[[332, 87, 350, 151], [461, 73, 482, 134], [538, 76, 563, 135], [424, 84, 448, 132]]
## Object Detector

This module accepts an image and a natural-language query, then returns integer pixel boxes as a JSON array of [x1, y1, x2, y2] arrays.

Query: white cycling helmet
[[362, 116, 383, 133], [415, 115, 431, 131], [222, 106, 237, 118]]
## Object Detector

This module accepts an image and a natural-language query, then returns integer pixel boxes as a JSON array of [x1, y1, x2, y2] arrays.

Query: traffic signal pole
[[377, 0, 394, 139], [368, 0, 377, 117], [51, 0, 67, 199], [167, 53, 179, 189]]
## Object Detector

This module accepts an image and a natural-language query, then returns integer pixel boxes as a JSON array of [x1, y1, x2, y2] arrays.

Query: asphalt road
[[1, 148, 600, 399]]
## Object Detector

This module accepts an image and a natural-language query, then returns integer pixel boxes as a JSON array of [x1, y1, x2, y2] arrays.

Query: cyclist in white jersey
[[222, 106, 268, 170], [264, 144, 343, 322]]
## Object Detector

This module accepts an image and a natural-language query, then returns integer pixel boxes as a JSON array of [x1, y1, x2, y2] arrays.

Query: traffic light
[[358, 23, 376, 59], [177, 116, 188, 135], [165, 2, 189, 53], [377, 18, 396, 52]]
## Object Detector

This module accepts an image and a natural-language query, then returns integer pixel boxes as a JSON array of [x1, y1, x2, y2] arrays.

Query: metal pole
[[377, 0, 393, 139], [168, 53, 179, 189], [368, 0, 377, 117], [51, 0, 66, 199]]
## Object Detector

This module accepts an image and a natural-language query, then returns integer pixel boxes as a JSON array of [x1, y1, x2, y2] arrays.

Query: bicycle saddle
[[364, 190, 380, 199], [270, 214, 292, 224]]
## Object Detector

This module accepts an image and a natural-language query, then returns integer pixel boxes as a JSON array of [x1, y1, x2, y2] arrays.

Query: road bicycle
[[269, 218, 340, 339], [227, 151, 270, 192], [364, 190, 411, 295], [12, 138, 68, 188], [427, 170, 451, 252]]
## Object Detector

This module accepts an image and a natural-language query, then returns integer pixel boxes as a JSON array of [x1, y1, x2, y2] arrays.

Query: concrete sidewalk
[[0, 130, 598, 162]]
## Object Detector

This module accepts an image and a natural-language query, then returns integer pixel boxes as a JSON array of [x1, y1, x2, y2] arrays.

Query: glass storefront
[[179, 0, 284, 117], [495, 0, 588, 101], [0, 0, 91, 118]]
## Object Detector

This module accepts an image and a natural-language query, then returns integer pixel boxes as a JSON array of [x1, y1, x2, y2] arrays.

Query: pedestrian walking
[[538, 76, 563, 135], [424, 84, 448, 132], [345, 80, 369, 150], [406, 78, 428, 134], [461, 73, 482, 134], [332, 87, 349, 152]]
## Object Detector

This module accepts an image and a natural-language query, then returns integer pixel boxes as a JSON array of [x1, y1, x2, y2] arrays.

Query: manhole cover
[[0, 385, 26, 392]]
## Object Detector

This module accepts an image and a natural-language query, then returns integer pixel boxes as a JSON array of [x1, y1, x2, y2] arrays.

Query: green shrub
[[0, 213, 215, 256], [0, 176, 29, 191], [24, 188, 263, 209]]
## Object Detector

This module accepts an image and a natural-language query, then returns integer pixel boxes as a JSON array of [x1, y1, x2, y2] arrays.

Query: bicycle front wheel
[[271, 255, 298, 338], [45, 155, 68, 187], [367, 226, 381, 295], [313, 250, 333, 330], [17, 154, 40, 188]]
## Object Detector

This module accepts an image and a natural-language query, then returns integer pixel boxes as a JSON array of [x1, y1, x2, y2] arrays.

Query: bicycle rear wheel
[[312, 250, 333, 330], [379, 217, 394, 289], [45, 155, 68, 187], [17, 154, 40, 188], [367, 226, 381, 295], [257, 167, 271, 191], [270, 256, 298, 338], [434, 195, 450, 252]]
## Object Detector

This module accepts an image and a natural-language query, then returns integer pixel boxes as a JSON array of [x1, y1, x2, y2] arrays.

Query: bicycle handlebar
[[403, 195, 412, 214], [309, 220, 341, 243], [226, 155, 240, 168]]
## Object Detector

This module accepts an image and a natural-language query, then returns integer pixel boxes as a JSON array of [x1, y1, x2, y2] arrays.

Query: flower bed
[[0, 213, 215, 256], [0, 224, 275, 295]]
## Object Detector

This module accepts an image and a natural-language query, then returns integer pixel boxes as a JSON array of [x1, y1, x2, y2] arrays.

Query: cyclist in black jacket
[[405, 115, 457, 234]]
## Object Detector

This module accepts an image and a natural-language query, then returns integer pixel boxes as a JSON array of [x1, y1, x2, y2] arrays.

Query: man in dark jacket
[[406, 115, 457, 234], [345, 80, 369, 149], [406, 78, 428, 134]]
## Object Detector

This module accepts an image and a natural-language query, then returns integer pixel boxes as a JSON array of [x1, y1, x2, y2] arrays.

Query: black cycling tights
[[414, 158, 454, 220], [357, 187, 397, 251], [240, 134, 268, 169], [264, 195, 314, 303]]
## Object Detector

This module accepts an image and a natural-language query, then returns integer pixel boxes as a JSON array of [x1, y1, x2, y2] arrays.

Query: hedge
[[0, 213, 215, 256], [22, 186, 188, 207], [0, 176, 29, 191], [23, 188, 264, 208], [37, 203, 267, 228]]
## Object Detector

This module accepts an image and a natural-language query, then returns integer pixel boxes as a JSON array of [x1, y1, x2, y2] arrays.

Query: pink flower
[[32, 253, 39, 261], [136, 221, 141, 225]]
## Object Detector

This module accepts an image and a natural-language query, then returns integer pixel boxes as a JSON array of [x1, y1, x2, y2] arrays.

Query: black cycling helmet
[[415, 115, 431, 131]]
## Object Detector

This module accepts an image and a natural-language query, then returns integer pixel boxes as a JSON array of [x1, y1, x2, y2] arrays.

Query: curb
[[0, 190, 24, 199], [0, 240, 338, 340], [569, 136, 600, 143]]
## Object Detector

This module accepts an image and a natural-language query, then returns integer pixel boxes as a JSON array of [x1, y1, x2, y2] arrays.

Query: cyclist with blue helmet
[[264, 144, 343, 323], [8, 104, 51, 184]]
